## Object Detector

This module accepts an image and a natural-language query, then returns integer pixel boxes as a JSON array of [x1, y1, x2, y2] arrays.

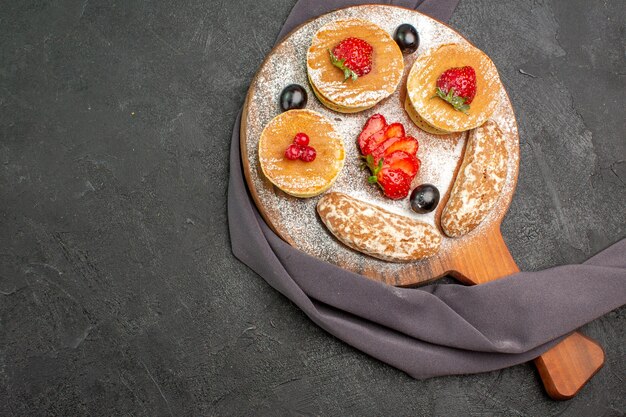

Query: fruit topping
[[360, 129, 385, 156], [384, 150, 420, 178], [367, 161, 412, 200], [279, 84, 308, 111], [357, 113, 386, 152], [300, 146, 317, 162], [362, 122, 405, 155], [284, 133, 316, 162], [293, 132, 310, 147], [285, 144, 303, 160], [383, 123, 405, 140], [371, 136, 419, 164], [410, 184, 440, 214], [435, 66, 477, 113], [358, 114, 421, 200], [378, 169, 411, 200], [370, 136, 402, 162], [393, 24, 420, 54], [329, 37, 373, 81]]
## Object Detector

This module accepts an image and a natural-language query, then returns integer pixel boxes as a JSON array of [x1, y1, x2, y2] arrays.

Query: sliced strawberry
[[371, 135, 419, 164], [359, 116, 419, 201], [383, 123, 405, 140], [361, 129, 386, 156], [358, 114, 386, 154], [382, 136, 419, 158], [384, 150, 420, 178], [371, 136, 402, 163], [363, 123, 405, 155]]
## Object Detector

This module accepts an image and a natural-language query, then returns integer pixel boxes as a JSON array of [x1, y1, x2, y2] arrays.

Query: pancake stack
[[307, 18, 404, 113], [258, 109, 345, 198], [405, 43, 501, 134]]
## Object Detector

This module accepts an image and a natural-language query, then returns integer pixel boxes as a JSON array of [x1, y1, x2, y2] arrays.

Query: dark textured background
[[1, 0, 624, 415]]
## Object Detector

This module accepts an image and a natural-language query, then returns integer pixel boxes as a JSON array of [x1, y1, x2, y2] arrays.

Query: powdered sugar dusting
[[307, 18, 404, 108], [258, 109, 345, 196], [243, 5, 520, 279], [406, 42, 500, 132], [441, 120, 508, 236], [318, 192, 442, 261]]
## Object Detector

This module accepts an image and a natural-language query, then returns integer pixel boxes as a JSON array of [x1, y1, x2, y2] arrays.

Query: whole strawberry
[[366, 156, 412, 200], [375, 168, 411, 200], [435, 66, 477, 113], [329, 37, 373, 81]]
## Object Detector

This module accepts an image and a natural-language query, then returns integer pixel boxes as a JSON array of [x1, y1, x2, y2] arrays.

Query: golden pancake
[[406, 43, 500, 133], [308, 73, 370, 113], [404, 95, 450, 135], [307, 18, 404, 113], [258, 109, 345, 198]]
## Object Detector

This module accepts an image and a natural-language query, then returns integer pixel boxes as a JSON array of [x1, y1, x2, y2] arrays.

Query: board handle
[[449, 229, 604, 400]]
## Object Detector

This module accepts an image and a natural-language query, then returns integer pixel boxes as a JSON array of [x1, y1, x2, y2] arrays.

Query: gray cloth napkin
[[227, 0, 626, 378]]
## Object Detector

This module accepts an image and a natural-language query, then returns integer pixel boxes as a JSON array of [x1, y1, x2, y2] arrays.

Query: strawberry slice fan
[[228, 0, 626, 401], [359, 114, 421, 200]]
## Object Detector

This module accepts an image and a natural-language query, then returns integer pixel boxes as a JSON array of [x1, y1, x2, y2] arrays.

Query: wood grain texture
[[535, 333, 605, 400], [461, 231, 605, 400]]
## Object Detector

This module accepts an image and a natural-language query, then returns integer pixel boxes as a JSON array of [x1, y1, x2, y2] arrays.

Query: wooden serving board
[[240, 4, 603, 400], [242, 5, 519, 287]]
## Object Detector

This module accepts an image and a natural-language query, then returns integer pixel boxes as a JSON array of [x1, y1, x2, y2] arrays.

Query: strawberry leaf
[[367, 175, 378, 184], [435, 87, 470, 114], [328, 49, 358, 81], [365, 154, 384, 176]]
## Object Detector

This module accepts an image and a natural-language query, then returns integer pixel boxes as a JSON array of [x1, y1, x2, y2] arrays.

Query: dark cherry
[[394, 24, 420, 54], [279, 84, 308, 111], [410, 184, 440, 214]]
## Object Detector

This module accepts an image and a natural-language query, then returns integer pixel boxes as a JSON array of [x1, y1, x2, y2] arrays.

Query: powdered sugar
[[307, 18, 404, 108], [242, 5, 520, 280], [406, 43, 500, 132]]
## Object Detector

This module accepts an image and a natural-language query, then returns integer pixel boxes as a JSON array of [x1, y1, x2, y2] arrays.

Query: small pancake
[[404, 95, 450, 135], [308, 72, 370, 113], [406, 43, 500, 132], [307, 18, 404, 113], [258, 109, 345, 198]]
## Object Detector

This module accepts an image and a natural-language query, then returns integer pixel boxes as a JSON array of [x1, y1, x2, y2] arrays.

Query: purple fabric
[[227, 0, 626, 379]]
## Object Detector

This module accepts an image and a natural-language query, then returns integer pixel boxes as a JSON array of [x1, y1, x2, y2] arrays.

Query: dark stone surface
[[0, 0, 624, 415]]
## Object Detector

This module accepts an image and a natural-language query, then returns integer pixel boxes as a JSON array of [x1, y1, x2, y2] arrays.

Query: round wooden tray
[[241, 5, 520, 287]]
